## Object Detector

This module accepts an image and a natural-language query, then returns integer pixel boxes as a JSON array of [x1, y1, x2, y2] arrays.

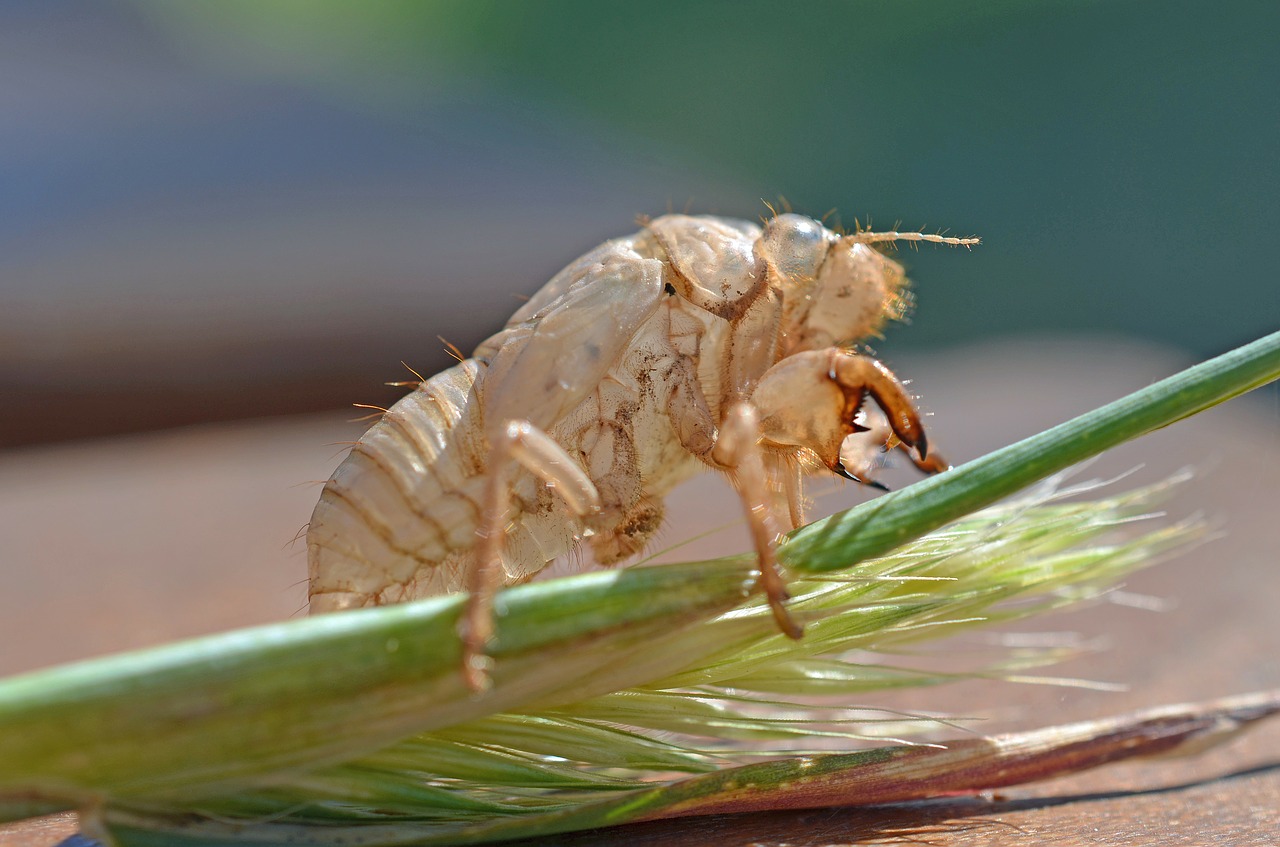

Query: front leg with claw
[[751, 349, 949, 487]]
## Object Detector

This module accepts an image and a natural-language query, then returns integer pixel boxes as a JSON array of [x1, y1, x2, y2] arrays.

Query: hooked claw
[[753, 348, 943, 484], [833, 460, 892, 492]]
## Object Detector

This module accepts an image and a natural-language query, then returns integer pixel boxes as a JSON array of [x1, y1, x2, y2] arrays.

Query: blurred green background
[[2, 0, 1276, 446]]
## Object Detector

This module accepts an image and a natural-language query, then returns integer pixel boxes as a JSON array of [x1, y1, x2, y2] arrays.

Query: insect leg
[[462, 420, 601, 691], [712, 403, 804, 640], [664, 353, 802, 637], [782, 458, 807, 530], [829, 352, 940, 464], [752, 348, 950, 482], [896, 441, 952, 475]]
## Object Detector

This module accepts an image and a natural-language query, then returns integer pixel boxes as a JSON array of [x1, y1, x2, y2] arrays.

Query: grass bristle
[[118, 474, 1200, 832]]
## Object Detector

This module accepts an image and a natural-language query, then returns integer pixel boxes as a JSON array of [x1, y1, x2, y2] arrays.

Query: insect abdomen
[[307, 359, 487, 611]]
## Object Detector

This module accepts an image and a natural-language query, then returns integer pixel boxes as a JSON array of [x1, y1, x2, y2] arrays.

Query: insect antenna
[[846, 229, 981, 249]]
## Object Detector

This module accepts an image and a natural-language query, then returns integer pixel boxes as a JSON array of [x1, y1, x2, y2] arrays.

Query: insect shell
[[307, 213, 969, 646]]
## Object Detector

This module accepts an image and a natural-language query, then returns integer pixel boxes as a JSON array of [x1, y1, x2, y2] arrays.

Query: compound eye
[[760, 213, 829, 279]]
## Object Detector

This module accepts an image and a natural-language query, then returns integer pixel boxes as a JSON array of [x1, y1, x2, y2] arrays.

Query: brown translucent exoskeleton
[[306, 212, 977, 688]]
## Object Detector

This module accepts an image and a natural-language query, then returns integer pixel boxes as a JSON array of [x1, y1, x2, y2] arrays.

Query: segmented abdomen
[[307, 359, 490, 611]]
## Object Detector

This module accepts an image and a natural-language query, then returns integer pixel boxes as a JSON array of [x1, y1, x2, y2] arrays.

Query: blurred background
[[3, 0, 1276, 447], [1, 0, 1278, 675]]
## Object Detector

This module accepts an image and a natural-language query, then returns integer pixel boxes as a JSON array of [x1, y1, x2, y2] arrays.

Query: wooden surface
[[1, 338, 1277, 846]]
